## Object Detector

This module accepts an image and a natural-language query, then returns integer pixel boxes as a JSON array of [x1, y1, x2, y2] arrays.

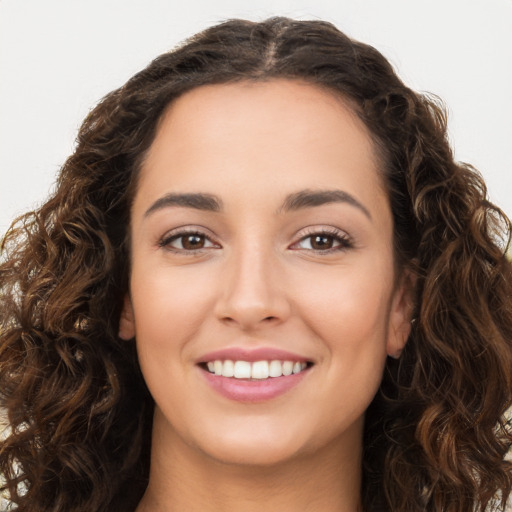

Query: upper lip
[[197, 347, 312, 364]]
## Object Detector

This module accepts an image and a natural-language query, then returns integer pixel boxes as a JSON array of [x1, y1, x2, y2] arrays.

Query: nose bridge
[[216, 237, 288, 328]]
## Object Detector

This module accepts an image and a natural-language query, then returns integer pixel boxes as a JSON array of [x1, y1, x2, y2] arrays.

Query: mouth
[[197, 348, 314, 401], [199, 359, 313, 380]]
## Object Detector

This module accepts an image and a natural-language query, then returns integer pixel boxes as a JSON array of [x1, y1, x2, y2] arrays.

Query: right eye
[[159, 231, 219, 252]]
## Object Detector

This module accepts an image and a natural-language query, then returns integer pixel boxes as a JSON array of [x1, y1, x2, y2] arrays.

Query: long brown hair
[[1, 17, 512, 512]]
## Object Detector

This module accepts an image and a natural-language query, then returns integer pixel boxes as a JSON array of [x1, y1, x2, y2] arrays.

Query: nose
[[214, 244, 291, 331]]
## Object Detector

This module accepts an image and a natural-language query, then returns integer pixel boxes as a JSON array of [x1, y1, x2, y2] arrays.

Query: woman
[[1, 17, 511, 512]]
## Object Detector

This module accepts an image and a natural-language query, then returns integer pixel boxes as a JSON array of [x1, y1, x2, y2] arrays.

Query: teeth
[[206, 360, 308, 379], [222, 359, 234, 377], [282, 361, 294, 376], [234, 361, 251, 379], [269, 360, 282, 377], [251, 361, 269, 379]]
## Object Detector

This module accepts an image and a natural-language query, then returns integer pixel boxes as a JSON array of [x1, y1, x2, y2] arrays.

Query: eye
[[297, 234, 342, 251], [159, 231, 219, 252], [291, 229, 352, 253]]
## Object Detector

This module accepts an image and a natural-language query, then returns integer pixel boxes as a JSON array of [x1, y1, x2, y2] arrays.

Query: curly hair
[[1, 17, 512, 512]]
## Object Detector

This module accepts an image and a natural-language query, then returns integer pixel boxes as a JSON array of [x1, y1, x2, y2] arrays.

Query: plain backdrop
[[1, 0, 511, 236]]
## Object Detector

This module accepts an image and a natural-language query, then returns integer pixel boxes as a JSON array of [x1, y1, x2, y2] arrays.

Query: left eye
[[162, 233, 217, 251], [293, 233, 350, 251]]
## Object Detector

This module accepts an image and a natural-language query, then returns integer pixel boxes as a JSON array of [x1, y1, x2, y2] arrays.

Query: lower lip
[[200, 367, 309, 402]]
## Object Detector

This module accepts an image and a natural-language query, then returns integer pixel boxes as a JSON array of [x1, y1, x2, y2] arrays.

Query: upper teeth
[[206, 360, 307, 379]]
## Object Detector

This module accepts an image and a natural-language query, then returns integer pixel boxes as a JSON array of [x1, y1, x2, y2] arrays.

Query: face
[[120, 80, 412, 467]]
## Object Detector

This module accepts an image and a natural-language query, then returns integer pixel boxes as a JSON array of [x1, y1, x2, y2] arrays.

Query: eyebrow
[[280, 189, 372, 220], [144, 188, 371, 220], [144, 193, 223, 217]]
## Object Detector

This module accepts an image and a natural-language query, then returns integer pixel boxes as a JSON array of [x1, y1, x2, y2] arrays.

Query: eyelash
[[159, 229, 219, 253], [158, 227, 353, 254], [290, 227, 353, 254]]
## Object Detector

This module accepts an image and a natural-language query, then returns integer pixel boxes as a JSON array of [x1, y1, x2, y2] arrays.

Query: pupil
[[183, 234, 204, 250], [312, 235, 333, 250]]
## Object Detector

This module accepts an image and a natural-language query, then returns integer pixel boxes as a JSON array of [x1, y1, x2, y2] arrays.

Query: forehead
[[136, 79, 388, 216], [152, 80, 372, 156]]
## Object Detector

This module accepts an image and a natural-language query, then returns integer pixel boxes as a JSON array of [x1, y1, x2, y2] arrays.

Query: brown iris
[[181, 234, 206, 250], [310, 235, 335, 250]]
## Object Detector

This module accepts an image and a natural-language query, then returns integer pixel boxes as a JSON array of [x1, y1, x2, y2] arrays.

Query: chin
[[186, 418, 314, 467], [201, 437, 305, 467]]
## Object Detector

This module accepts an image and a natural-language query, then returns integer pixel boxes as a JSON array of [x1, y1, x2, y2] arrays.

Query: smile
[[197, 348, 313, 402], [199, 360, 312, 402], [205, 360, 309, 380]]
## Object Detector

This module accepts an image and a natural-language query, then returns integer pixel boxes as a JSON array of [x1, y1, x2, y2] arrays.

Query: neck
[[136, 413, 363, 512]]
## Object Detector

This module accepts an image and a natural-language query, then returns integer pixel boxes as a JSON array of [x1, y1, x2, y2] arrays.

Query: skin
[[119, 79, 413, 511]]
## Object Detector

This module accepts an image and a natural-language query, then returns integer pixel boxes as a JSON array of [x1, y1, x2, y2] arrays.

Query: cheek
[[129, 266, 217, 416], [130, 264, 215, 340], [129, 265, 218, 391], [299, 263, 393, 342], [296, 263, 393, 394]]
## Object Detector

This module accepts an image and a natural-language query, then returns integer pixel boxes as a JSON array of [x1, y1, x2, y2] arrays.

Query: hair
[[1, 16, 512, 512]]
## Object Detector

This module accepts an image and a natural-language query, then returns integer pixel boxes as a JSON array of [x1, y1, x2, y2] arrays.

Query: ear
[[386, 270, 416, 359], [118, 294, 136, 340]]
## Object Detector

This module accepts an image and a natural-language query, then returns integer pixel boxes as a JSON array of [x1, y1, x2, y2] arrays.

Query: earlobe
[[118, 294, 136, 340], [386, 270, 416, 359]]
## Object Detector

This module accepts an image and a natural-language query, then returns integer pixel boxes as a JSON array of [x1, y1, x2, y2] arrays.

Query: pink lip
[[197, 347, 310, 363], [197, 347, 313, 402], [200, 368, 310, 403]]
